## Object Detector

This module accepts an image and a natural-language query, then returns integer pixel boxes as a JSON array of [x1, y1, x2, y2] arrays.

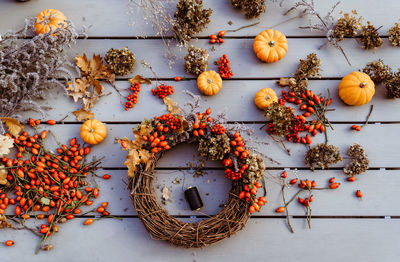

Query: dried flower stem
[[225, 22, 260, 33], [362, 105, 374, 127]]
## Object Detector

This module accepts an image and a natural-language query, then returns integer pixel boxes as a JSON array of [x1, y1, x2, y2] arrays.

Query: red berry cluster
[[281, 90, 331, 118], [222, 132, 250, 181], [209, 30, 225, 44], [155, 114, 181, 131], [142, 131, 171, 153], [192, 108, 212, 137], [125, 82, 140, 110], [211, 124, 225, 135], [351, 124, 362, 131], [217, 54, 233, 79], [238, 182, 266, 213], [152, 84, 174, 99]]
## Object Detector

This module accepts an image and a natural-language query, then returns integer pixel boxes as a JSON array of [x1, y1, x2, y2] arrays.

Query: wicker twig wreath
[[118, 100, 266, 248]]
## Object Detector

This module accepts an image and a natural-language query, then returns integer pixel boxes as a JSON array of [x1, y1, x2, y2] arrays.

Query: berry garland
[[118, 103, 267, 247]]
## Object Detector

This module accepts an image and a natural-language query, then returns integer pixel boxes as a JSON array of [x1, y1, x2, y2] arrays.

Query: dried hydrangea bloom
[[265, 102, 295, 137], [172, 0, 212, 45], [184, 46, 209, 75], [231, 0, 266, 19], [360, 21, 383, 49], [243, 154, 266, 184], [333, 13, 363, 41], [343, 143, 369, 176], [104, 47, 135, 76], [388, 23, 400, 47], [362, 60, 392, 84], [198, 134, 230, 161], [384, 73, 400, 98], [305, 143, 342, 170]]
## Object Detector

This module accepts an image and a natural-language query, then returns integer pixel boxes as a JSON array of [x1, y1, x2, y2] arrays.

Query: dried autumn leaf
[[161, 186, 170, 201], [163, 97, 181, 115], [75, 54, 90, 74], [1, 117, 24, 137], [0, 135, 14, 157], [72, 109, 94, 121], [276, 77, 291, 87], [124, 149, 153, 177], [0, 165, 8, 185], [66, 78, 90, 102], [129, 75, 151, 85]]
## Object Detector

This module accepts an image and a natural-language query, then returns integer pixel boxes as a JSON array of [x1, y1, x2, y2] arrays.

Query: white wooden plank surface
[[1, 0, 400, 261], [1, 0, 397, 37], [37, 123, 400, 168], [65, 39, 400, 78], [31, 80, 400, 122], [1, 218, 399, 262]]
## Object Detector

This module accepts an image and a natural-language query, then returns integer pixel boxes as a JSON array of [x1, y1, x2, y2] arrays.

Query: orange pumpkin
[[34, 9, 67, 35], [80, 119, 107, 145], [197, 70, 223, 96], [254, 88, 278, 110], [339, 72, 375, 106], [253, 29, 288, 63]]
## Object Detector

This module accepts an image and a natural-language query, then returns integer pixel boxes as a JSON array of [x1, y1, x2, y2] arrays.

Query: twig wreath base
[[128, 148, 250, 248], [120, 101, 266, 248]]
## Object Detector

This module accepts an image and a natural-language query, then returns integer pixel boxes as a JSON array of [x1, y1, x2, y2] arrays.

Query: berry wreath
[[118, 102, 267, 248]]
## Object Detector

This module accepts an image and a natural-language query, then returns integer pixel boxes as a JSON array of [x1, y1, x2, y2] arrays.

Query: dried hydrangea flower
[[198, 134, 230, 161], [343, 143, 369, 176], [384, 72, 400, 98], [243, 154, 266, 184], [388, 23, 400, 47], [305, 143, 342, 170], [172, 0, 212, 45], [362, 60, 392, 84], [104, 47, 135, 76], [184, 46, 209, 75], [333, 13, 363, 41], [231, 0, 266, 19], [360, 21, 383, 49], [265, 103, 295, 137]]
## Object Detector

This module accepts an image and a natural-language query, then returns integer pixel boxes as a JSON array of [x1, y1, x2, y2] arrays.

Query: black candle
[[184, 186, 203, 211]]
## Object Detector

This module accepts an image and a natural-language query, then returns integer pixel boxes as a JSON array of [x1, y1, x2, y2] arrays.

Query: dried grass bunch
[[0, 18, 79, 119]]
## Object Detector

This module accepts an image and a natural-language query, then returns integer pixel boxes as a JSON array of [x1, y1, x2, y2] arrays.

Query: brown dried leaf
[[90, 54, 112, 80], [0, 166, 8, 185], [124, 149, 154, 178], [72, 109, 94, 121], [1, 117, 24, 137], [66, 78, 90, 102], [75, 54, 90, 75], [161, 186, 170, 201], [276, 77, 290, 87], [163, 97, 181, 115], [129, 75, 151, 85]]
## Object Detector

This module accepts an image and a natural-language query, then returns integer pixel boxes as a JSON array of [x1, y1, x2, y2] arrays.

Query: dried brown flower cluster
[[343, 144, 369, 176], [362, 60, 392, 84], [198, 134, 231, 161], [184, 46, 209, 75], [243, 154, 266, 184], [104, 47, 135, 76], [362, 60, 400, 98], [231, 0, 266, 19], [388, 23, 400, 47], [360, 22, 383, 49], [333, 13, 363, 41], [278, 53, 321, 95], [0, 18, 78, 120], [0, 215, 12, 229], [172, 0, 212, 45], [264, 103, 294, 137], [305, 143, 342, 170]]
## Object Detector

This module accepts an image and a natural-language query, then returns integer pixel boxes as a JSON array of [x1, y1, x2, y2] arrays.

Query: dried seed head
[[265, 103, 295, 137], [243, 154, 266, 184], [198, 134, 230, 161], [343, 143, 369, 176], [362, 60, 392, 84], [184, 46, 209, 75], [388, 23, 400, 47], [231, 0, 266, 19], [104, 47, 135, 76], [305, 143, 342, 170], [333, 13, 363, 41], [384, 72, 400, 98], [360, 21, 383, 49]]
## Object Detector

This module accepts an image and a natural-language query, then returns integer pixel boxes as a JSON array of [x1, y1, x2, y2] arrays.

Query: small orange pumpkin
[[254, 88, 278, 110], [253, 29, 288, 63], [197, 70, 223, 96], [34, 9, 67, 35], [339, 72, 375, 106], [80, 119, 107, 145]]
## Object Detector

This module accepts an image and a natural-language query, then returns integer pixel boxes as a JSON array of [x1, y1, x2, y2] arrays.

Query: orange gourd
[[80, 120, 107, 145], [197, 70, 223, 96], [253, 29, 288, 63], [34, 9, 67, 35], [254, 88, 278, 110], [339, 72, 375, 106]]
